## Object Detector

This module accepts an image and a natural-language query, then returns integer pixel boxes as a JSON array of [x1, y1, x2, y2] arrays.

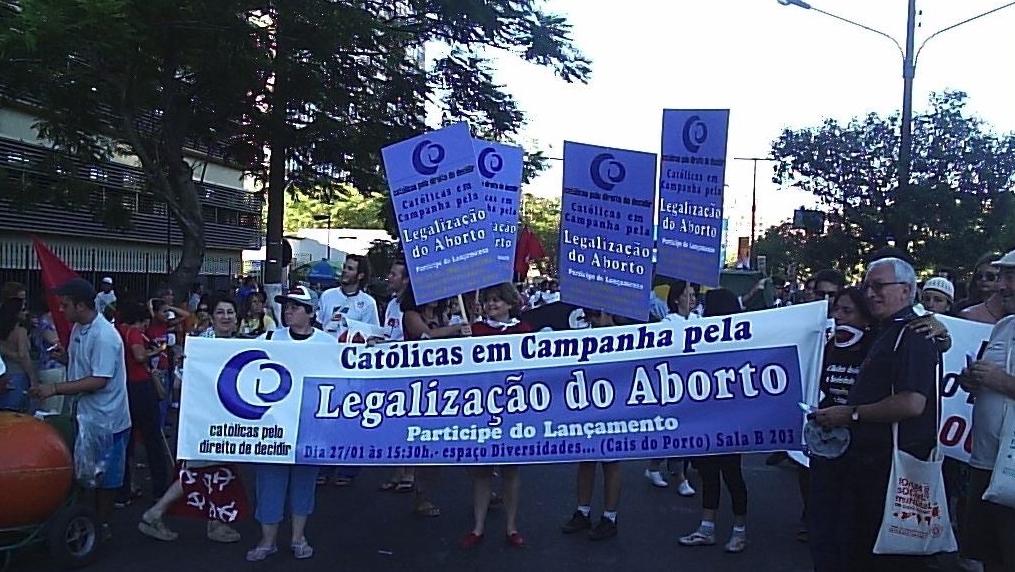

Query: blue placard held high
[[657, 110, 729, 288], [559, 142, 657, 321], [382, 123, 500, 304], [473, 139, 523, 285]]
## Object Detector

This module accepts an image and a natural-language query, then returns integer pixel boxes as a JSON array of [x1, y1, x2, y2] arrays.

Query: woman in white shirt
[[246, 286, 333, 562], [648, 280, 698, 496]]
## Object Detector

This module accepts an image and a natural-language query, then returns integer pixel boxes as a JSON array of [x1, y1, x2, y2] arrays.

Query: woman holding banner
[[461, 283, 532, 549], [139, 295, 248, 545], [245, 286, 334, 562], [399, 282, 473, 518], [678, 288, 750, 554]]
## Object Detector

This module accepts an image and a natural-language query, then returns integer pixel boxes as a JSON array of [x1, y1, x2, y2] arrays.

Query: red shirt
[[470, 320, 533, 337], [118, 324, 151, 383]]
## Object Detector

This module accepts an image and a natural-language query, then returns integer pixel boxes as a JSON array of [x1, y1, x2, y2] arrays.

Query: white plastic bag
[[982, 402, 1015, 508]]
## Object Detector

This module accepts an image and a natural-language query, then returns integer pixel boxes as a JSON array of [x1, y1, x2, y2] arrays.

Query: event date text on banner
[[656, 109, 729, 288], [381, 122, 500, 304], [177, 303, 827, 466]]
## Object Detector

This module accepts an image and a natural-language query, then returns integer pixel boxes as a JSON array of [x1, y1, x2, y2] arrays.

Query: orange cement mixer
[[0, 412, 74, 528]]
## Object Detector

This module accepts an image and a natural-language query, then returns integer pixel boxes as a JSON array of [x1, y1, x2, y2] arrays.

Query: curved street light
[[777, 0, 1015, 244]]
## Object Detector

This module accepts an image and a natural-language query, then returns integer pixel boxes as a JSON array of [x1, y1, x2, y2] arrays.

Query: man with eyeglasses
[[812, 257, 942, 571]]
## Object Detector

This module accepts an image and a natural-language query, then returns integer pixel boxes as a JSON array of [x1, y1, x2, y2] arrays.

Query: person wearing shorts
[[32, 278, 131, 540]]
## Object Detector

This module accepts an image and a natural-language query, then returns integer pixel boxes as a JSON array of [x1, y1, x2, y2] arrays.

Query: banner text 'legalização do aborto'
[[178, 304, 830, 465]]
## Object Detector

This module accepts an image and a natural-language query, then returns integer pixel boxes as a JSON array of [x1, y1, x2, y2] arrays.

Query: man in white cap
[[95, 277, 117, 318], [920, 276, 954, 314], [958, 248, 1015, 572]]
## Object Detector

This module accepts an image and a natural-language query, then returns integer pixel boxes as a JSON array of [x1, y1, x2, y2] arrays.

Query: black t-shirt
[[819, 335, 871, 408], [847, 307, 940, 456]]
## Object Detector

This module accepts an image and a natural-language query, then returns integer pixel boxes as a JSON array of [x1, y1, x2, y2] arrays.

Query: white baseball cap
[[102, 277, 114, 285], [922, 277, 954, 301], [275, 285, 318, 311], [993, 250, 1015, 268]]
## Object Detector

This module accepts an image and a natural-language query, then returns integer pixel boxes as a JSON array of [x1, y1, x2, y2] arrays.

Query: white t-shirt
[[970, 315, 1015, 470], [317, 288, 379, 339], [383, 297, 404, 342], [95, 290, 117, 314], [68, 316, 131, 434], [258, 327, 335, 344], [663, 312, 701, 322]]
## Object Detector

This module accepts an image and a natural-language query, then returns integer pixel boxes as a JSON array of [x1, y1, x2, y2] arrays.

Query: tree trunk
[[167, 171, 206, 303]]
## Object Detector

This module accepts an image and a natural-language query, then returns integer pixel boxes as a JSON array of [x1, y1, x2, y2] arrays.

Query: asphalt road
[[8, 454, 816, 572]]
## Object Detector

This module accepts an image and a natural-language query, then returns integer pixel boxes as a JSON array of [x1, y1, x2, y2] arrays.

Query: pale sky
[[491, 0, 1015, 256]]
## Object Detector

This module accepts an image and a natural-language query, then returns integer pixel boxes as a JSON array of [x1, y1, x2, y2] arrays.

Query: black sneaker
[[588, 517, 617, 541], [561, 511, 592, 533]]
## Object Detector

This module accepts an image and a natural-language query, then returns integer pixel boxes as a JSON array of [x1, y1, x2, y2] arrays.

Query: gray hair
[[867, 257, 917, 303]]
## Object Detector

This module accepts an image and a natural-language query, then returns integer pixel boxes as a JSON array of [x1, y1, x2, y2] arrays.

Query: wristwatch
[[850, 406, 860, 424]]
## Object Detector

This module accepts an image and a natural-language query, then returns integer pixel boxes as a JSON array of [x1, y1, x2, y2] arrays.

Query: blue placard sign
[[382, 123, 500, 303], [473, 139, 523, 284], [558, 141, 657, 321], [657, 109, 729, 287]]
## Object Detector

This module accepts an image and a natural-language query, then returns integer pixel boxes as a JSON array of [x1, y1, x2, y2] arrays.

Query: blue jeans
[[254, 464, 319, 524]]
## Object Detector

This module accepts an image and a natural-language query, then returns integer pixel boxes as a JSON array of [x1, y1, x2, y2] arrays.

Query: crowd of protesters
[[1, 245, 1013, 571]]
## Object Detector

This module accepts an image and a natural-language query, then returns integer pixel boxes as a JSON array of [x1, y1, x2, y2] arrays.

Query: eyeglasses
[[862, 281, 906, 293], [975, 272, 999, 282]]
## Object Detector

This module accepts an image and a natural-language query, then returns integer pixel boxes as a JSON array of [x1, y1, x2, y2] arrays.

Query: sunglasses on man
[[975, 272, 999, 282]]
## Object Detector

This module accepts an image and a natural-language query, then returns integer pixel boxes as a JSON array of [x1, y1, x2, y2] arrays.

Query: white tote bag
[[982, 401, 1015, 508], [873, 423, 958, 555]]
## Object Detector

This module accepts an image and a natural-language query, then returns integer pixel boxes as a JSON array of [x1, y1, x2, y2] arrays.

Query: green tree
[[770, 90, 1015, 272], [521, 192, 560, 276], [753, 222, 863, 281], [0, 1, 590, 294], [282, 187, 386, 232]]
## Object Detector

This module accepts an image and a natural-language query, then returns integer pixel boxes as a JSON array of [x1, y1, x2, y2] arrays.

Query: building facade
[[0, 102, 262, 296]]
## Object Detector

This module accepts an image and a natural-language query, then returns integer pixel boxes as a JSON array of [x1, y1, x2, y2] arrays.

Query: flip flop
[[378, 480, 399, 492], [332, 476, 353, 487], [413, 501, 441, 518], [394, 480, 415, 493]]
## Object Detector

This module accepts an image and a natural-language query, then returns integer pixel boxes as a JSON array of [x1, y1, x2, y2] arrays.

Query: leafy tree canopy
[[282, 186, 386, 233], [0, 0, 590, 293], [769, 90, 1015, 276], [521, 192, 559, 276]]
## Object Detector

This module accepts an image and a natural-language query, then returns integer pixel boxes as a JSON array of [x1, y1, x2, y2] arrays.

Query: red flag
[[31, 236, 80, 347], [514, 226, 546, 278]]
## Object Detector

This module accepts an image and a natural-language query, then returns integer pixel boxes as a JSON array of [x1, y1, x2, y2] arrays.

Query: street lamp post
[[778, 0, 1015, 244], [733, 156, 777, 262], [312, 214, 332, 260]]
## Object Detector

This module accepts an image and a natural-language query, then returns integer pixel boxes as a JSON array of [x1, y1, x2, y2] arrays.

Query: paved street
[[10, 455, 814, 572]]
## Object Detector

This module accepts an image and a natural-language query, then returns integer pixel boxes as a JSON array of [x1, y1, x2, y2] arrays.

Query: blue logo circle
[[411, 140, 445, 175], [477, 147, 504, 179], [216, 350, 293, 420], [682, 115, 708, 153], [589, 153, 626, 191]]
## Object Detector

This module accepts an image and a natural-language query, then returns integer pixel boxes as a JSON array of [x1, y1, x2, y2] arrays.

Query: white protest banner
[[937, 315, 993, 463], [178, 304, 827, 465]]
